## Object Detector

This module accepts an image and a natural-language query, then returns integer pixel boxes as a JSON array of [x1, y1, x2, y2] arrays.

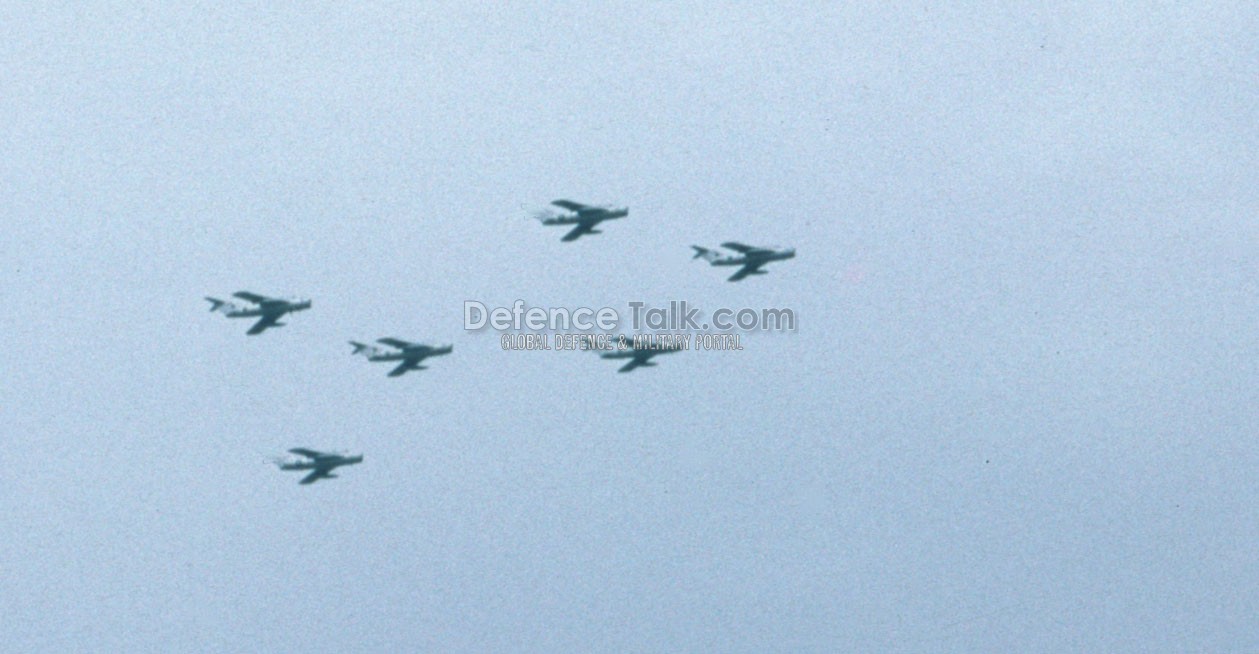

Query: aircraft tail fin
[[349, 341, 384, 358], [270, 456, 300, 470], [692, 246, 721, 262], [206, 297, 244, 314]]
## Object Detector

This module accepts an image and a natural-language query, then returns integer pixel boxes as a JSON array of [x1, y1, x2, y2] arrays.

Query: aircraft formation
[[207, 199, 795, 484]]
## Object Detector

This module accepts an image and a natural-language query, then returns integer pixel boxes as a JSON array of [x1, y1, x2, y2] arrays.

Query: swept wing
[[721, 242, 773, 256], [246, 314, 283, 335], [388, 360, 427, 377], [288, 448, 328, 459], [232, 291, 276, 305], [618, 359, 648, 373], [727, 263, 764, 282], [551, 199, 592, 212], [561, 224, 595, 242], [299, 469, 333, 485]]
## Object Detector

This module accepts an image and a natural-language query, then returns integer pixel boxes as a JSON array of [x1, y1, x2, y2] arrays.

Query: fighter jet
[[691, 242, 797, 282], [598, 337, 684, 373], [275, 448, 363, 485], [205, 291, 311, 335], [535, 199, 629, 242], [349, 338, 453, 376]]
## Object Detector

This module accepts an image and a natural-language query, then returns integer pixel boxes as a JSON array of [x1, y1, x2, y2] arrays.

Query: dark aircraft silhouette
[[205, 291, 311, 335], [691, 242, 796, 281], [349, 338, 453, 376], [598, 337, 684, 373], [275, 448, 363, 485], [535, 199, 629, 242]]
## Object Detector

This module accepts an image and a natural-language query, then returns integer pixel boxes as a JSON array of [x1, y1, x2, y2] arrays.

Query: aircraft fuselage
[[541, 208, 628, 226], [711, 249, 796, 266], [280, 455, 363, 471], [219, 302, 311, 318], [600, 346, 682, 361], [367, 346, 453, 362]]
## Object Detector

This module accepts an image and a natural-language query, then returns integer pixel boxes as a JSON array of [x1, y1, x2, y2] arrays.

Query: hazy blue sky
[[2, 3, 1256, 652]]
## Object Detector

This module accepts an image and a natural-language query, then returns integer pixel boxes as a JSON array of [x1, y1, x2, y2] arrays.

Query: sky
[[1, 2, 1256, 652]]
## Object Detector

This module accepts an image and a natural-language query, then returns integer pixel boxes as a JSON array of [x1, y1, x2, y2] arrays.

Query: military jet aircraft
[[691, 242, 797, 281], [275, 448, 363, 485], [349, 338, 453, 376], [205, 291, 312, 335], [535, 199, 629, 242], [598, 337, 684, 373]]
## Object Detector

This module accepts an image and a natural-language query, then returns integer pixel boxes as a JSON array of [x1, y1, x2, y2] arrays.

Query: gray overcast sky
[[2, 3, 1256, 652]]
